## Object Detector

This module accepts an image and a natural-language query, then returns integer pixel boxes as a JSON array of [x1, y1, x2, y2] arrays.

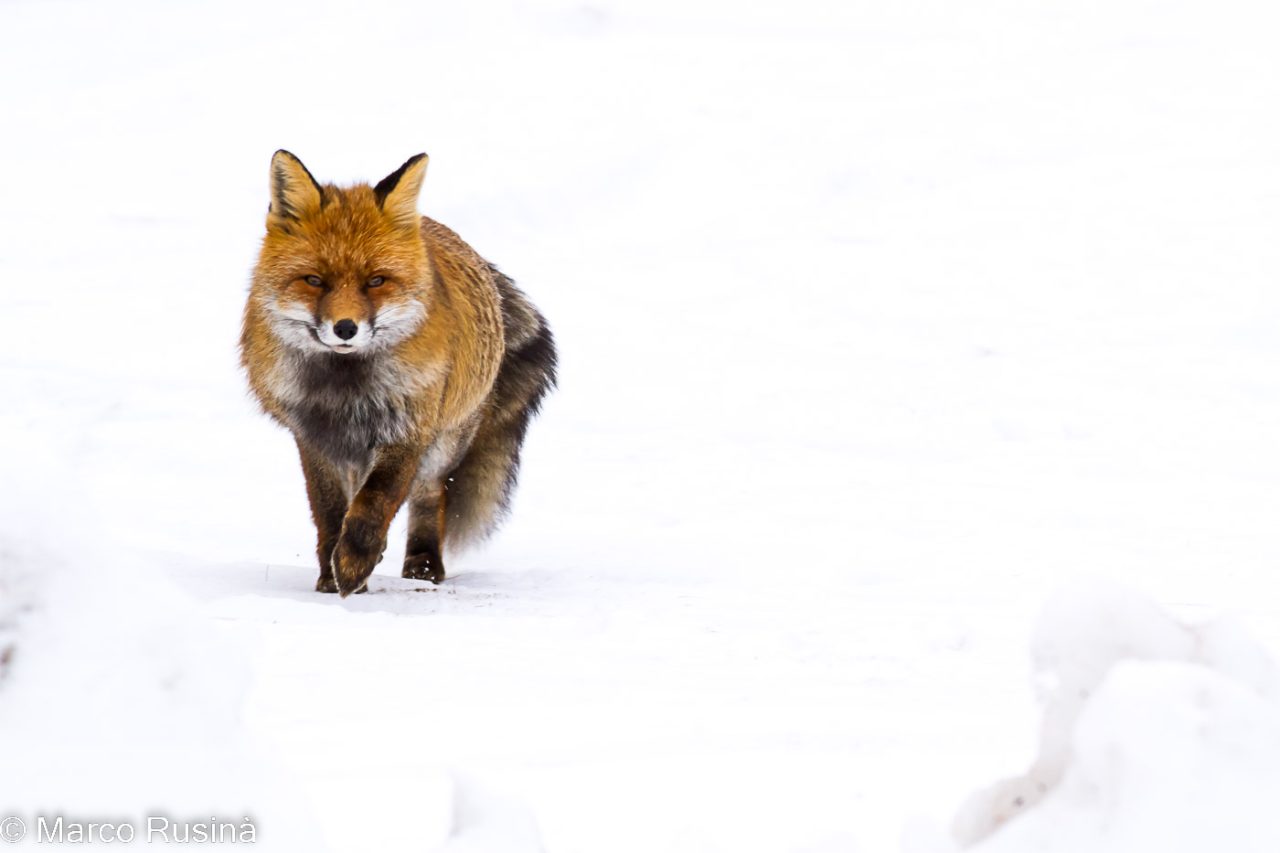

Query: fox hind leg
[[403, 479, 447, 584]]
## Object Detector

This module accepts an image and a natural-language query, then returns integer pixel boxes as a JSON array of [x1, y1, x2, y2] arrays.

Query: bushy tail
[[443, 270, 557, 548]]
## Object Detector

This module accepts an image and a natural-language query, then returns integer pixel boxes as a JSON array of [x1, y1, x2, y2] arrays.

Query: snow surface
[[2, 0, 1280, 850], [978, 659, 1280, 852], [941, 584, 1280, 853], [437, 774, 546, 853], [0, 451, 320, 847]]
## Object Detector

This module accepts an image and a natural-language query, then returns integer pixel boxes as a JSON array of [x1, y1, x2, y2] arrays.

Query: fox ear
[[374, 153, 428, 230], [268, 150, 324, 227]]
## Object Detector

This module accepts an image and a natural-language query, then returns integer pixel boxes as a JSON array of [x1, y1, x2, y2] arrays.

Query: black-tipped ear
[[374, 153, 428, 229], [268, 150, 324, 226]]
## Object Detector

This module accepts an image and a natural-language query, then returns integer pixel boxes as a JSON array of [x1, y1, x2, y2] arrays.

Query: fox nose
[[333, 319, 358, 341]]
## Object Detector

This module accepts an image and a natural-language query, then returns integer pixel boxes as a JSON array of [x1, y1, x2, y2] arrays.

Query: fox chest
[[271, 355, 419, 467]]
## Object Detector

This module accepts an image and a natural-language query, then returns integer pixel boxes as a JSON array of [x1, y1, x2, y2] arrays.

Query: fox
[[240, 151, 556, 597]]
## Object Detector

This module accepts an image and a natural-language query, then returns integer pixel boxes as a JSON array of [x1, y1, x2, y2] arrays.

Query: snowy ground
[[943, 583, 1280, 853], [2, 0, 1280, 850]]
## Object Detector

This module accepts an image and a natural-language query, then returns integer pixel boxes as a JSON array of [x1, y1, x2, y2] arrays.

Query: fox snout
[[266, 294, 427, 355], [316, 315, 373, 352]]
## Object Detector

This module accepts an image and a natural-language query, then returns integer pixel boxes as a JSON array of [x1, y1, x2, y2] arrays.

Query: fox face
[[255, 151, 432, 356]]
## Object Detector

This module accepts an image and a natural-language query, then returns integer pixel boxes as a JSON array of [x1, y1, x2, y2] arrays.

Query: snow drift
[[945, 582, 1280, 852], [434, 773, 547, 853], [0, 450, 318, 848]]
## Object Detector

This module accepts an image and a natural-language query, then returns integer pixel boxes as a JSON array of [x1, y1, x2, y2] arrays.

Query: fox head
[[253, 151, 432, 355]]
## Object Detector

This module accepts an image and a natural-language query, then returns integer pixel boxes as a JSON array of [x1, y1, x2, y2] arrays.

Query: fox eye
[[304, 275, 323, 288], [367, 276, 385, 288]]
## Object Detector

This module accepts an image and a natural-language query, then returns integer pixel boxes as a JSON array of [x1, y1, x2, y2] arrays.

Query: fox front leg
[[297, 441, 349, 594], [332, 442, 424, 597]]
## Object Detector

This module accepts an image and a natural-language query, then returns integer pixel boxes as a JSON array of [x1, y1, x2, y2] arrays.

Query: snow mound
[[0, 451, 317, 847], [435, 773, 546, 853], [951, 582, 1280, 851]]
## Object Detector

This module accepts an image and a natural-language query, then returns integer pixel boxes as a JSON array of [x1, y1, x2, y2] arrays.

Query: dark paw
[[402, 556, 445, 585], [316, 574, 339, 594]]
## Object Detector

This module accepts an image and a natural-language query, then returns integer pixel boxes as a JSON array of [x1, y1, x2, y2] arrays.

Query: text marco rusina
[[37, 815, 256, 843]]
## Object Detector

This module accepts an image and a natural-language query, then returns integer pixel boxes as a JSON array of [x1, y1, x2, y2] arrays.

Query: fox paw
[[403, 556, 445, 585], [332, 517, 386, 598], [315, 574, 366, 594]]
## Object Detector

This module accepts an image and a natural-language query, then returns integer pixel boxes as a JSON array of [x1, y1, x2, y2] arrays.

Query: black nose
[[333, 319, 358, 341]]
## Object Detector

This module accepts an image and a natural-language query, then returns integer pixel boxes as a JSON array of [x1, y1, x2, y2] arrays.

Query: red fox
[[240, 151, 556, 596]]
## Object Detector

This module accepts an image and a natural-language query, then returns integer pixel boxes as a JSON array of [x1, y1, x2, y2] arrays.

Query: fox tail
[[443, 269, 557, 548]]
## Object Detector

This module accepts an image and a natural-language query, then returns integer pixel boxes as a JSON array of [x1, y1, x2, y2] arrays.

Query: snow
[[437, 774, 546, 853], [2, 0, 1280, 850], [954, 583, 1280, 845], [0, 455, 318, 847], [944, 584, 1280, 853]]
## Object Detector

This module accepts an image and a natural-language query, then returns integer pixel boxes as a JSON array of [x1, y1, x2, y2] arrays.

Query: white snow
[[2, 0, 1280, 850], [946, 584, 1280, 853], [0, 455, 318, 847], [436, 774, 546, 853]]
